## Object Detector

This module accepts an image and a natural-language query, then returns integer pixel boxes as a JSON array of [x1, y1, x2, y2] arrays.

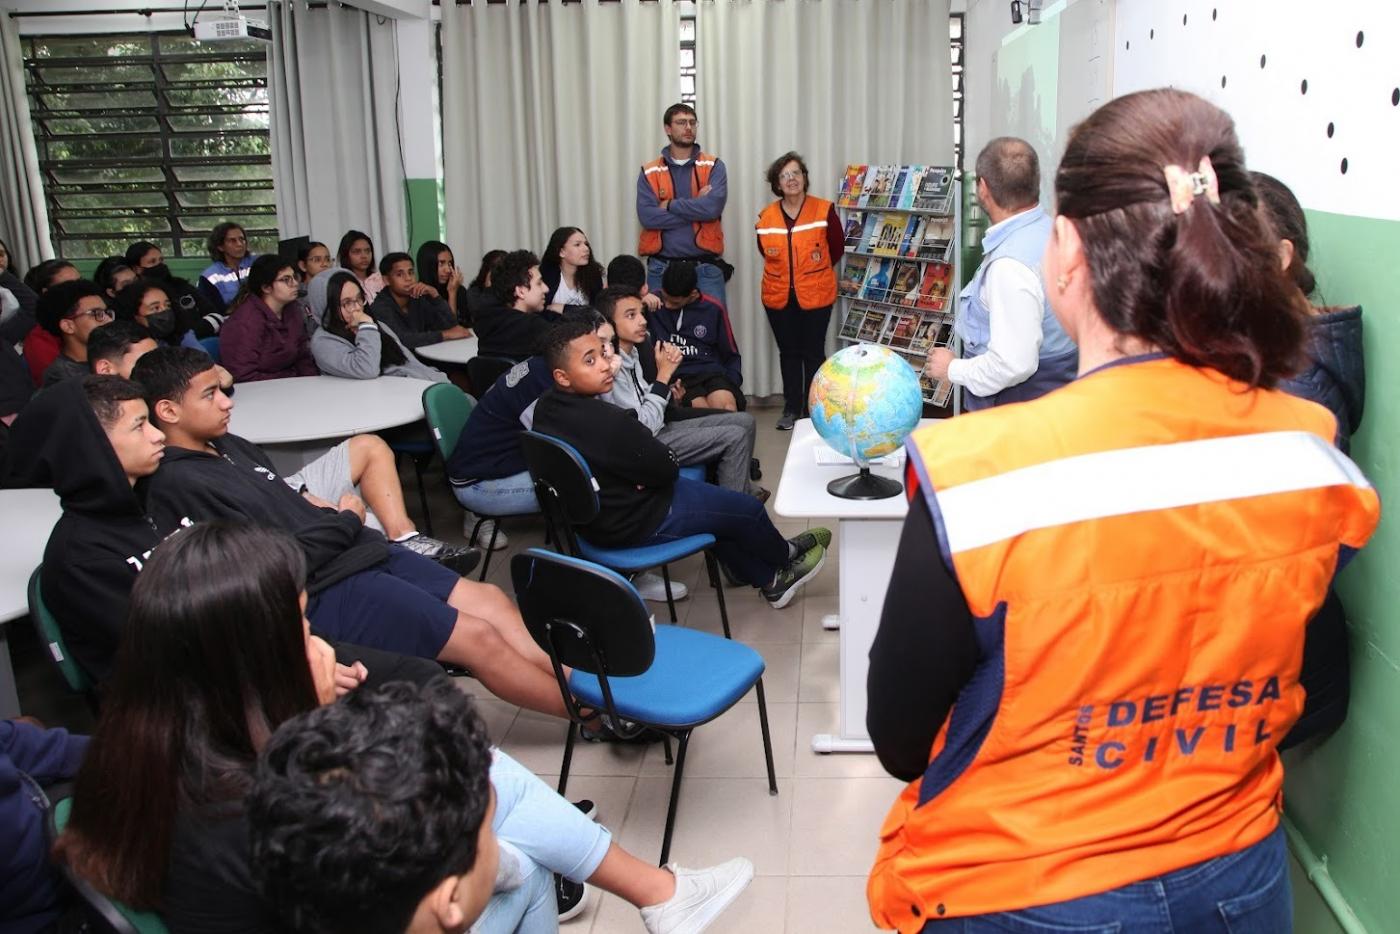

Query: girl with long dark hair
[[335, 229, 385, 305], [415, 240, 474, 329], [220, 255, 319, 382], [540, 226, 604, 312], [307, 268, 446, 383]]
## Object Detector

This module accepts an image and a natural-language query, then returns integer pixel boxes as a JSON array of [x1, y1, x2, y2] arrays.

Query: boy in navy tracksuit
[[650, 260, 745, 411]]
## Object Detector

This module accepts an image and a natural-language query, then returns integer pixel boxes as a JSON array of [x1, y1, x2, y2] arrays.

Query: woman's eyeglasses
[[340, 296, 366, 311]]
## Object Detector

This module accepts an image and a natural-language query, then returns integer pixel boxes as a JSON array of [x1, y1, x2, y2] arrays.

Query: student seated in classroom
[[594, 285, 765, 501], [36, 279, 113, 388], [86, 319, 159, 380], [368, 252, 471, 352], [471, 250, 559, 363], [220, 255, 320, 383], [6, 375, 446, 690], [129, 347, 566, 716], [532, 316, 829, 608], [308, 266, 449, 383], [649, 261, 745, 411]]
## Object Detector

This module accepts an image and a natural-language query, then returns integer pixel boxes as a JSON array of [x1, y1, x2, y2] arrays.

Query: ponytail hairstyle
[[1251, 171, 1317, 299], [1054, 88, 1308, 388]]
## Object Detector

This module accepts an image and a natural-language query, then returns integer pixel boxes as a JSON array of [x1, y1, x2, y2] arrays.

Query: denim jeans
[[647, 256, 728, 307], [919, 825, 1290, 933], [490, 749, 612, 884], [643, 477, 789, 586], [452, 470, 539, 516], [471, 846, 557, 934]]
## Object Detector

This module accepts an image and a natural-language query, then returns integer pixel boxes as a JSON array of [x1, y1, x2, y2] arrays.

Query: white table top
[[415, 336, 479, 365], [228, 375, 436, 445], [774, 418, 936, 520], [0, 488, 62, 623]]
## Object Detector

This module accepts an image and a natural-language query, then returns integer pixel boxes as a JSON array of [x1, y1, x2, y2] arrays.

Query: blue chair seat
[[567, 625, 764, 727], [679, 464, 706, 482], [576, 533, 717, 572]]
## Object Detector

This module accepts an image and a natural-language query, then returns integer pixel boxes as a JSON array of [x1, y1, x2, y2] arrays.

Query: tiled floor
[[12, 400, 899, 933], [454, 402, 899, 933]]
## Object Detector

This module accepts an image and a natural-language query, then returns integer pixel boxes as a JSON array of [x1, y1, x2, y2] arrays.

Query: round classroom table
[[0, 487, 63, 717], [227, 375, 436, 472], [415, 335, 479, 366]]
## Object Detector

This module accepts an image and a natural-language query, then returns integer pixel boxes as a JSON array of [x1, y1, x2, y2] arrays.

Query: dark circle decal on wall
[[1150, 28, 1155, 39], [1260, 54, 1266, 69], [1221, 75, 1227, 88], [1183, 14, 1188, 25], [1327, 122, 1335, 138], [1356, 31, 1364, 48], [1212, 8, 1218, 20], [1340, 158, 1349, 175], [1392, 88, 1399, 106], [1301, 79, 1309, 95], [1125, 40, 1130, 50]]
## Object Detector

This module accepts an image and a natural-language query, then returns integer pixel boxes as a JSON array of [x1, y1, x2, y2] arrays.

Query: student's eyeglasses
[[274, 274, 299, 287], [70, 307, 115, 323], [340, 296, 366, 311]]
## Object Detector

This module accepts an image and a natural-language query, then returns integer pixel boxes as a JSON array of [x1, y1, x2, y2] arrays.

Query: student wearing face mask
[[113, 278, 206, 351], [124, 241, 226, 337]]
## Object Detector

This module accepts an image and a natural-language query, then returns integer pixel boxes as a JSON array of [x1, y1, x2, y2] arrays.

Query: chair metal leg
[[659, 730, 692, 866], [662, 733, 673, 765], [413, 457, 432, 537], [557, 721, 577, 796], [754, 678, 778, 795], [706, 552, 732, 639], [474, 518, 497, 581], [661, 564, 677, 623]]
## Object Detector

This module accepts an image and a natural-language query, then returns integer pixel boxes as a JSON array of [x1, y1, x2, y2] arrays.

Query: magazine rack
[[833, 164, 962, 408]]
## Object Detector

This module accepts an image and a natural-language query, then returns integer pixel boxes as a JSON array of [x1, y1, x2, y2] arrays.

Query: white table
[[228, 375, 437, 472], [415, 336, 479, 366], [0, 488, 63, 717], [775, 418, 932, 754]]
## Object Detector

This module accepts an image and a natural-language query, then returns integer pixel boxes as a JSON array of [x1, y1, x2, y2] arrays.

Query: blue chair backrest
[[198, 336, 220, 363], [511, 548, 656, 677], [519, 431, 602, 529]]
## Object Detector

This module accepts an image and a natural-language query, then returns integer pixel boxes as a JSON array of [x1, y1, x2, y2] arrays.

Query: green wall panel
[[1282, 208, 1400, 934], [404, 177, 444, 250]]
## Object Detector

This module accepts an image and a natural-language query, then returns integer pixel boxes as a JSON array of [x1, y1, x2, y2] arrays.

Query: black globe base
[[827, 466, 903, 500]]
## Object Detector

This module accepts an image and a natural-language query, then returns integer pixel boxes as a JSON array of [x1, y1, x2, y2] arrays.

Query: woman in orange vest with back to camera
[[755, 151, 843, 431], [866, 88, 1379, 933]]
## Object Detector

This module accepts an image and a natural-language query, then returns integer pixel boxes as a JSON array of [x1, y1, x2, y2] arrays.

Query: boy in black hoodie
[[531, 317, 829, 609], [6, 376, 441, 691], [131, 347, 569, 718]]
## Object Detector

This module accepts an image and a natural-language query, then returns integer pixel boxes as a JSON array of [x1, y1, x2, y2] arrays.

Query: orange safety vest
[[868, 356, 1379, 931], [755, 196, 838, 310], [637, 152, 725, 257]]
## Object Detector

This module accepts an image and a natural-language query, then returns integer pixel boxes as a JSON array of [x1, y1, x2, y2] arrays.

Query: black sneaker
[[573, 798, 597, 820], [761, 544, 826, 609], [556, 875, 588, 921], [398, 533, 482, 577], [749, 456, 763, 481]]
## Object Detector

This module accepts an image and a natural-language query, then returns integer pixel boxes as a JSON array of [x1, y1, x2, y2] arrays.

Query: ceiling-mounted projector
[[193, 15, 271, 42]]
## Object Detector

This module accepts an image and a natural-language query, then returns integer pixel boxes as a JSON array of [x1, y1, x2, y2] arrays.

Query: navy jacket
[[1279, 305, 1364, 454], [646, 294, 743, 388], [447, 357, 554, 483], [2, 720, 88, 933]]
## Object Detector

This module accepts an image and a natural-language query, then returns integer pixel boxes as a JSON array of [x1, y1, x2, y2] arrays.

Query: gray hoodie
[[305, 266, 447, 384], [599, 344, 669, 434]]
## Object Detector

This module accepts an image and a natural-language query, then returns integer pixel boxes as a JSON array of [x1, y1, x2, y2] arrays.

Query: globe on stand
[[808, 344, 923, 500]]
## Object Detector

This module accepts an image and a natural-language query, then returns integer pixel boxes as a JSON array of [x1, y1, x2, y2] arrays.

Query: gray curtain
[[268, 1, 407, 254], [0, 14, 52, 266]]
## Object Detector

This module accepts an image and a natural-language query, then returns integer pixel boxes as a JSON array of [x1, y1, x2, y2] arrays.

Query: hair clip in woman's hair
[[1163, 156, 1221, 214]]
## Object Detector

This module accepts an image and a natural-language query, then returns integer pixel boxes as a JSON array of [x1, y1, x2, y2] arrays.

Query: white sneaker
[[640, 858, 755, 934], [467, 516, 509, 550], [632, 571, 688, 603]]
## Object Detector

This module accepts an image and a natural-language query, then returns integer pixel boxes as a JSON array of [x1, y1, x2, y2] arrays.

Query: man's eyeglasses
[[70, 307, 115, 323]]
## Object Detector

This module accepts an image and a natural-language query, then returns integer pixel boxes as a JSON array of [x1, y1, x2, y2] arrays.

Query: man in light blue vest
[[925, 138, 1078, 411]]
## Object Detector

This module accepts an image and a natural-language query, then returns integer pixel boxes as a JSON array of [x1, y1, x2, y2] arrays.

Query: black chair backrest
[[467, 355, 517, 398], [511, 548, 656, 677], [519, 431, 602, 552]]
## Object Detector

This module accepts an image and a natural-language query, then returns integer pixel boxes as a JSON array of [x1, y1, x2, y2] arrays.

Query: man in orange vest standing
[[636, 103, 730, 307]]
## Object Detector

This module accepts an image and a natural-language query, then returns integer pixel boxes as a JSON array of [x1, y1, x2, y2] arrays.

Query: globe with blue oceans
[[809, 344, 923, 464]]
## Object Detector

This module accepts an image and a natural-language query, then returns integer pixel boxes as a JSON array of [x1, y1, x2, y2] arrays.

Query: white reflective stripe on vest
[[790, 220, 827, 232], [936, 430, 1371, 555], [755, 227, 789, 235], [756, 221, 827, 236], [644, 164, 668, 175]]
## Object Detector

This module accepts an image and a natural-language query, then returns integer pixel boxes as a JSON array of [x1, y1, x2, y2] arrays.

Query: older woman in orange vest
[[755, 152, 843, 431], [866, 89, 1379, 933]]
